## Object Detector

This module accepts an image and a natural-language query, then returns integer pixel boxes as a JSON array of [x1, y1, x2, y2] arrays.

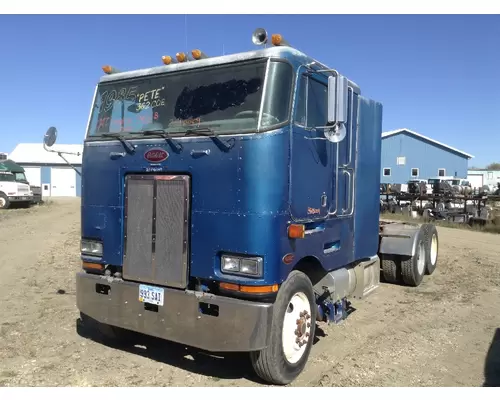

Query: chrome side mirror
[[325, 75, 348, 143]]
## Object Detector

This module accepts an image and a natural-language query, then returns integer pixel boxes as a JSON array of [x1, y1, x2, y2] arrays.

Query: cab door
[[335, 87, 357, 218], [289, 69, 333, 221]]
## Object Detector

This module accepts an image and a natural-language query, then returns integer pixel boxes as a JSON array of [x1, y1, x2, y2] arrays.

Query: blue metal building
[[380, 128, 473, 184]]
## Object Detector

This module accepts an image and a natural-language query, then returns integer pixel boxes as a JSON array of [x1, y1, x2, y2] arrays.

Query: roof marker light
[[162, 55, 178, 65], [191, 49, 208, 60], [102, 65, 119, 74], [176, 52, 189, 63], [271, 33, 290, 47]]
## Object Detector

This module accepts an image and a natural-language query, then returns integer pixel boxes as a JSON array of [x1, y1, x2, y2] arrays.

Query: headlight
[[221, 255, 263, 278], [81, 239, 103, 257]]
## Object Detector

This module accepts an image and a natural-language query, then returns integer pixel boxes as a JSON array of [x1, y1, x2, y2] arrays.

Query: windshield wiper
[[102, 133, 136, 154], [141, 129, 183, 153], [180, 128, 234, 151]]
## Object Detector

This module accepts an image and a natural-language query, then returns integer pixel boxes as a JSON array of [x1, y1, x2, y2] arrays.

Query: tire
[[380, 254, 401, 284], [79, 312, 136, 345], [400, 230, 426, 287], [250, 270, 316, 385], [0, 193, 10, 210], [422, 224, 438, 275]]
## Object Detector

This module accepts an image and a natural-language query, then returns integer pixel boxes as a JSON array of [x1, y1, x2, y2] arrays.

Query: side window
[[295, 75, 307, 126], [294, 74, 328, 128], [307, 78, 328, 128]]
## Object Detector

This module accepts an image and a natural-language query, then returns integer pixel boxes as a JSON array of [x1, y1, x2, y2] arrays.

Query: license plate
[[138, 284, 164, 306]]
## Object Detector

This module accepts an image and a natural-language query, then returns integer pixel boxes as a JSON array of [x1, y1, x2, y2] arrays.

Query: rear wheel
[[423, 224, 438, 275], [380, 254, 401, 284], [250, 270, 316, 385], [401, 231, 426, 287]]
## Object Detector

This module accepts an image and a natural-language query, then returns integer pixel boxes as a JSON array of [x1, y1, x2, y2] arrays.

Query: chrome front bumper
[[76, 272, 274, 352]]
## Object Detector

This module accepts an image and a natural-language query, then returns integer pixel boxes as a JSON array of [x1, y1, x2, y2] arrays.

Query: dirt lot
[[0, 198, 499, 387]]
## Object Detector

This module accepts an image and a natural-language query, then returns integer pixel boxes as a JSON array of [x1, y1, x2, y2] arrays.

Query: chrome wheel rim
[[282, 292, 312, 364]]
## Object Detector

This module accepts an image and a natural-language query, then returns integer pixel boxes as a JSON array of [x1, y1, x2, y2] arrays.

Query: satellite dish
[[44, 126, 58, 147]]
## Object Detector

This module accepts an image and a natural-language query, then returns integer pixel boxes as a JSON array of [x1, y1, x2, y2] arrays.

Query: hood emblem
[[144, 148, 169, 163]]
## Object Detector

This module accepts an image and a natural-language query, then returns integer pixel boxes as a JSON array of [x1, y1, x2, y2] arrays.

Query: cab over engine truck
[[43, 28, 439, 385]]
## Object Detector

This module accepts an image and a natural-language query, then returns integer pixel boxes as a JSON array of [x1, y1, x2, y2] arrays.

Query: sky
[[0, 14, 499, 167]]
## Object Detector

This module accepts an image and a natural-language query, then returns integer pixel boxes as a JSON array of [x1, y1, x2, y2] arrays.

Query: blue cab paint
[[80, 45, 383, 288]]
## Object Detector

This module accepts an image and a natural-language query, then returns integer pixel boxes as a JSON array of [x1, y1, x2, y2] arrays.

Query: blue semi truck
[[43, 28, 439, 385]]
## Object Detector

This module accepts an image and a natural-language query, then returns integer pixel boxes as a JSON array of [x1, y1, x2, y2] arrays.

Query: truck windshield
[[14, 172, 28, 183], [86, 59, 292, 137]]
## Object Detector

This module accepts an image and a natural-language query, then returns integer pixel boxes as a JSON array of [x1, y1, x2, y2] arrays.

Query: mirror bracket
[[42, 126, 82, 176]]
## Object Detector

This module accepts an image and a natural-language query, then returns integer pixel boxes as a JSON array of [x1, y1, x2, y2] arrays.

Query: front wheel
[[0, 194, 10, 210], [250, 270, 316, 385]]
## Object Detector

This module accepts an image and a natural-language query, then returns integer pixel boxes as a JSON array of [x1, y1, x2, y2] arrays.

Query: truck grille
[[123, 174, 190, 289], [17, 185, 29, 193]]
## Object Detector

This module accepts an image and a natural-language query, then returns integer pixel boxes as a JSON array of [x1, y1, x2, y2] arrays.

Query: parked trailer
[[43, 28, 439, 385]]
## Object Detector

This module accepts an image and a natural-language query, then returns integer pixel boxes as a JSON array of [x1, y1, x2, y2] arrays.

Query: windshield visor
[[87, 59, 292, 137]]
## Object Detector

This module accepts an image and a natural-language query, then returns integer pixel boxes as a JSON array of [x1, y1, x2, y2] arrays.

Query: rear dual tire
[[422, 224, 438, 275], [380, 223, 438, 287]]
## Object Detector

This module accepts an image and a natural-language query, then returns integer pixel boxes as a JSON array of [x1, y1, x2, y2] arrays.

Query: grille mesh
[[122, 175, 188, 288]]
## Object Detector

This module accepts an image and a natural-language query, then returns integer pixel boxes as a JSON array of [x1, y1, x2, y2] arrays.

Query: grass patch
[[381, 212, 500, 234]]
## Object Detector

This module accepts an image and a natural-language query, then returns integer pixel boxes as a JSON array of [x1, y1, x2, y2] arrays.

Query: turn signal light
[[82, 261, 104, 271], [219, 282, 279, 294], [288, 224, 305, 239]]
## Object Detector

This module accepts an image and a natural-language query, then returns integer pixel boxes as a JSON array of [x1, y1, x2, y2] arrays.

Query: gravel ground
[[0, 198, 499, 387]]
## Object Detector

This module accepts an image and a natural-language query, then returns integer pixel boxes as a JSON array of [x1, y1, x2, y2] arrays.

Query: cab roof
[[98, 45, 361, 93]]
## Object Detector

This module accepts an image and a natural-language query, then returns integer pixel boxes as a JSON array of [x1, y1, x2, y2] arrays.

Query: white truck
[[0, 171, 33, 209]]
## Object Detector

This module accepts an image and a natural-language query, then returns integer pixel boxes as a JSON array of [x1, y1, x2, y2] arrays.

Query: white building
[[8, 143, 83, 197], [467, 169, 500, 191]]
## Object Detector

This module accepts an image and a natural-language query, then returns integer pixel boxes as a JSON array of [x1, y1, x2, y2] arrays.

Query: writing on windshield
[[87, 59, 293, 137]]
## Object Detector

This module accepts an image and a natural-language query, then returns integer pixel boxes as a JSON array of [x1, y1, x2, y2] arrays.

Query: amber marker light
[[288, 224, 306, 239], [176, 52, 188, 62], [191, 49, 208, 60], [219, 282, 279, 294], [82, 261, 104, 272], [102, 65, 117, 74]]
